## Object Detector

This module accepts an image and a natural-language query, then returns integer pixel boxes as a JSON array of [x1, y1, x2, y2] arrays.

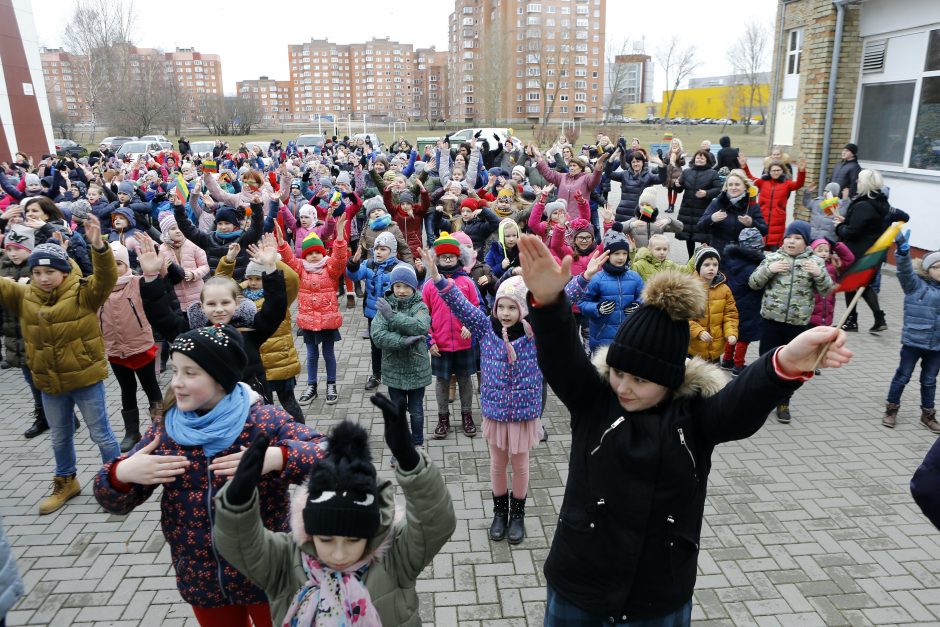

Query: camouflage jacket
[[748, 248, 832, 326]]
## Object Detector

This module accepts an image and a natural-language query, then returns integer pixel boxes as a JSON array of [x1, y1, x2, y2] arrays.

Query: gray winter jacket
[[0, 518, 24, 619]]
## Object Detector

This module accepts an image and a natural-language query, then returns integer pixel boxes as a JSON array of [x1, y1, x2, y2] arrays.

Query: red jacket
[[384, 188, 429, 260], [278, 239, 349, 331], [744, 164, 805, 247]]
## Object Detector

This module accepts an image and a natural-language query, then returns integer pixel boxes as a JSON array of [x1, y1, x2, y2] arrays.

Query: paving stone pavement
[[3, 222, 940, 625]]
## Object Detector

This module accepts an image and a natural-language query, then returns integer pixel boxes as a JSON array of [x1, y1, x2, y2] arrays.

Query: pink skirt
[[482, 417, 543, 455]]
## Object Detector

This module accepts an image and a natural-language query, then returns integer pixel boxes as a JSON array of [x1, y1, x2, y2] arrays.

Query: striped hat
[[301, 232, 325, 257], [433, 232, 461, 257], [159, 212, 177, 236]]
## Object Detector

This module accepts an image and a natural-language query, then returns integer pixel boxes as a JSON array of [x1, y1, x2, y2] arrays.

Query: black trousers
[[111, 361, 162, 412]]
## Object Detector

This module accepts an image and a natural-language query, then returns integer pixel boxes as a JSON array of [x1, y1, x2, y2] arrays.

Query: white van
[[447, 128, 519, 150]]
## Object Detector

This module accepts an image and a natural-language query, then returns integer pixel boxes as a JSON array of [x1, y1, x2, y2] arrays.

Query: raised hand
[[371, 393, 419, 471], [778, 326, 853, 374], [84, 215, 104, 249], [375, 298, 394, 320], [518, 234, 572, 305], [225, 242, 241, 263], [418, 247, 441, 282], [114, 436, 190, 485], [135, 233, 163, 275], [895, 229, 911, 255], [583, 248, 610, 281]]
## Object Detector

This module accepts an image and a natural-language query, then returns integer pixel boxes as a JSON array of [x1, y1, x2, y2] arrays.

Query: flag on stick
[[820, 196, 840, 216], [834, 221, 905, 293], [202, 159, 218, 173], [174, 173, 189, 204]]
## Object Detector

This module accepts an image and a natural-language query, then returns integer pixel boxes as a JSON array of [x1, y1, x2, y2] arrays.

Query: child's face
[[168, 225, 184, 244], [511, 171, 523, 183], [782, 234, 807, 256], [373, 245, 391, 263], [496, 197, 511, 211], [698, 258, 719, 282], [112, 215, 128, 230], [451, 169, 464, 183], [300, 214, 313, 228], [392, 282, 414, 298], [117, 192, 131, 203], [928, 262, 940, 282], [313, 536, 368, 571], [368, 208, 386, 222], [31, 266, 67, 292], [609, 366, 669, 412], [609, 250, 629, 267], [813, 244, 830, 261], [87, 188, 101, 203], [216, 220, 236, 234], [437, 253, 459, 270], [305, 251, 325, 263], [400, 202, 413, 213], [5, 247, 29, 264], [460, 207, 474, 220], [496, 299, 520, 327], [116, 260, 129, 276], [200, 283, 238, 325], [245, 275, 263, 290], [550, 209, 566, 225], [574, 232, 594, 250], [651, 242, 669, 261], [503, 226, 519, 248], [170, 352, 226, 413]]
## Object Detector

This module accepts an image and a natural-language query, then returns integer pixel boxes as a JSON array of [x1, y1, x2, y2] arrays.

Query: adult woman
[[6, 198, 92, 275], [606, 149, 667, 222], [676, 150, 723, 258], [834, 169, 891, 332], [533, 146, 610, 223], [664, 137, 686, 213], [741, 156, 806, 249], [697, 169, 768, 254]]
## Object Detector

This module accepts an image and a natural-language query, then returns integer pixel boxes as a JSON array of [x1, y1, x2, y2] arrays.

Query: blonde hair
[[723, 169, 754, 194], [856, 169, 884, 197], [201, 276, 242, 302], [648, 234, 670, 248]]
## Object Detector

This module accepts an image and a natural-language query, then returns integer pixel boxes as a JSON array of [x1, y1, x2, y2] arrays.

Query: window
[[927, 28, 940, 71], [575, 105, 586, 113], [527, 104, 540, 113], [786, 29, 802, 76], [526, 92, 541, 100], [857, 82, 916, 164], [909, 76, 940, 170]]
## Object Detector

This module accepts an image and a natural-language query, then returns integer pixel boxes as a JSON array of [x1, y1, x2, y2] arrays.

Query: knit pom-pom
[[640, 270, 706, 321], [327, 420, 373, 464]]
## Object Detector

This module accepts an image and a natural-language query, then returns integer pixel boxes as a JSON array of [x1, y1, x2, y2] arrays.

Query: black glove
[[494, 134, 502, 144], [331, 204, 345, 218], [301, 169, 311, 182], [402, 335, 425, 347], [154, 192, 167, 204], [474, 130, 483, 139], [598, 300, 617, 316], [226, 434, 269, 506], [375, 298, 393, 320], [610, 221, 623, 233], [371, 394, 419, 471], [359, 155, 368, 167]]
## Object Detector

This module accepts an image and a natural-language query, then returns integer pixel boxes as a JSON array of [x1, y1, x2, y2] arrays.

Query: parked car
[[54, 139, 86, 157], [99, 136, 137, 152], [189, 141, 216, 158], [116, 141, 163, 161], [296, 134, 326, 151], [447, 127, 520, 151], [140, 135, 173, 151]]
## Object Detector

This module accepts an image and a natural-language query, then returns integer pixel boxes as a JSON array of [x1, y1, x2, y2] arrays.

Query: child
[[633, 233, 682, 282], [516, 234, 852, 626], [370, 264, 432, 453], [100, 242, 165, 452], [158, 212, 209, 311], [721, 227, 766, 375], [485, 217, 522, 279], [427, 256, 542, 545], [347, 230, 404, 391], [617, 187, 682, 251], [93, 324, 324, 626], [423, 232, 481, 438], [806, 182, 846, 242], [0, 215, 121, 515], [565, 228, 644, 353], [212, 397, 456, 626], [688, 246, 739, 363], [809, 238, 854, 329], [449, 198, 500, 254], [358, 196, 412, 264], [453, 230, 498, 307], [278, 217, 349, 405], [883, 232, 940, 433], [547, 218, 597, 350], [748, 220, 832, 423], [172, 195, 263, 281]]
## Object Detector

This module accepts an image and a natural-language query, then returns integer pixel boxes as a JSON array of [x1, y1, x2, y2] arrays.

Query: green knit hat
[[302, 232, 325, 257], [433, 231, 461, 257]]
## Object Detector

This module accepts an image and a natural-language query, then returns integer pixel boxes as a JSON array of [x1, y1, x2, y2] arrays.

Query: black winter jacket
[[173, 202, 263, 280], [529, 296, 801, 621], [722, 244, 765, 343], [606, 162, 667, 222], [830, 158, 861, 198], [676, 165, 722, 242], [835, 191, 890, 260]]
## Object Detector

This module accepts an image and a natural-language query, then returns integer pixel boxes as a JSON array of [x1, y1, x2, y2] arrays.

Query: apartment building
[[414, 47, 448, 121], [288, 39, 352, 119], [448, 0, 607, 124], [236, 76, 294, 125]]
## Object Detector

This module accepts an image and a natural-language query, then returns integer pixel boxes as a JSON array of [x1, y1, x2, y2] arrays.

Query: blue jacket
[[0, 518, 23, 619], [566, 269, 644, 350], [346, 256, 401, 319], [912, 436, 940, 530], [722, 244, 765, 343], [897, 253, 940, 351]]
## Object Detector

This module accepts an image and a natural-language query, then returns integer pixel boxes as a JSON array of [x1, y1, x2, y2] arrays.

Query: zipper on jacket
[[784, 260, 796, 324], [591, 416, 625, 455], [677, 428, 696, 471], [205, 458, 231, 604], [128, 299, 143, 328]]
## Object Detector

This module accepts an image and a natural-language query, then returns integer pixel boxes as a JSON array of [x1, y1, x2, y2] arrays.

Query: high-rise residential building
[[288, 39, 352, 119], [236, 76, 294, 125], [349, 38, 415, 119], [414, 47, 448, 122], [605, 54, 652, 105], [448, 0, 607, 124]]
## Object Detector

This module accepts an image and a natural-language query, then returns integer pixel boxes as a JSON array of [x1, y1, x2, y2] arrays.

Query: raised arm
[[203, 171, 243, 207], [435, 277, 490, 339]]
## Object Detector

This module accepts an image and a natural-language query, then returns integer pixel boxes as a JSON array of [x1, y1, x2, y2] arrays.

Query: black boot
[[120, 410, 141, 453], [489, 493, 509, 541], [869, 311, 887, 333], [841, 311, 858, 332], [507, 495, 527, 545], [24, 406, 49, 439]]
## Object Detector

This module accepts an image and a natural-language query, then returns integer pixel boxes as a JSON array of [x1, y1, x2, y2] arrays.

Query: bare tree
[[727, 20, 770, 134], [603, 38, 633, 122], [50, 106, 76, 140], [232, 97, 262, 135], [61, 0, 135, 136], [655, 36, 701, 126], [104, 51, 168, 136]]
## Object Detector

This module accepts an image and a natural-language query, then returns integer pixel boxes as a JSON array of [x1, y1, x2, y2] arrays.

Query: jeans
[[887, 345, 940, 409], [41, 382, 120, 477], [388, 387, 426, 445], [305, 338, 337, 383], [544, 585, 691, 626]]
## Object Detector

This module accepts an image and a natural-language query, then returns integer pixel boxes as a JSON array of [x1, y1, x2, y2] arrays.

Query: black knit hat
[[169, 324, 247, 393], [606, 271, 707, 389], [693, 246, 720, 273], [303, 421, 380, 540]]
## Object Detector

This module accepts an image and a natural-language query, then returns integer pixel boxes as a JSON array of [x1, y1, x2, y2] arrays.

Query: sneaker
[[720, 358, 734, 371], [841, 319, 858, 332], [364, 375, 381, 391], [325, 383, 338, 405], [38, 474, 81, 515], [776, 404, 791, 424], [299, 384, 318, 403], [0, 359, 11, 369], [731, 365, 744, 377]]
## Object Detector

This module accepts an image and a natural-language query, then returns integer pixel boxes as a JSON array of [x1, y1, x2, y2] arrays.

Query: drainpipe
[[768, 1, 791, 153], [819, 0, 852, 188]]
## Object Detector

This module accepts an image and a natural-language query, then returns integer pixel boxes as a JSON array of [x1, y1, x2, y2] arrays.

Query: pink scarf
[[302, 257, 330, 274], [281, 553, 380, 627]]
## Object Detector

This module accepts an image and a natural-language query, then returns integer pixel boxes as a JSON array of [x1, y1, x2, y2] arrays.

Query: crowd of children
[[0, 132, 937, 626]]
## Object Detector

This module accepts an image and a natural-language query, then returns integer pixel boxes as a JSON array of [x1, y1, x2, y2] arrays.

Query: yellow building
[[659, 84, 770, 120]]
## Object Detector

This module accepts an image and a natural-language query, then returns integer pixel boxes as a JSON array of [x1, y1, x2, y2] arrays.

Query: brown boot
[[149, 400, 165, 425], [882, 402, 900, 428], [461, 410, 477, 437], [433, 413, 450, 440], [38, 474, 81, 515], [921, 408, 940, 435]]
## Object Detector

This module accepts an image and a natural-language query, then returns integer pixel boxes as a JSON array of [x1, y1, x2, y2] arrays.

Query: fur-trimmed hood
[[590, 345, 728, 400], [913, 257, 940, 284]]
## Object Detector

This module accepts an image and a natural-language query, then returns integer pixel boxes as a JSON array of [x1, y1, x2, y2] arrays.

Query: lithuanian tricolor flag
[[835, 221, 905, 293], [174, 173, 189, 203], [202, 159, 218, 173]]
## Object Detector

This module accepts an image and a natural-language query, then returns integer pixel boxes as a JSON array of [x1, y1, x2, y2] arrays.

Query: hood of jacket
[[722, 243, 766, 265], [590, 347, 727, 398], [186, 297, 257, 329], [914, 258, 940, 284]]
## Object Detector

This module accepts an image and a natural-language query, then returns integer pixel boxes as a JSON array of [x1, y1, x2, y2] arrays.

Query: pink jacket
[[422, 274, 479, 353], [528, 194, 590, 241], [536, 159, 603, 221], [278, 239, 348, 331], [811, 241, 854, 327], [160, 239, 210, 310], [99, 276, 155, 359]]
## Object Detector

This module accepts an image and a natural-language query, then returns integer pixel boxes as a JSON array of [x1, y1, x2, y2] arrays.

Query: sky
[[34, 0, 778, 97]]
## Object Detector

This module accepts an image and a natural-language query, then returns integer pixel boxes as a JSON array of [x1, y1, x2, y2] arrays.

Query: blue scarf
[[215, 229, 243, 240], [243, 288, 264, 301], [165, 382, 251, 457], [369, 214, 392, 230]]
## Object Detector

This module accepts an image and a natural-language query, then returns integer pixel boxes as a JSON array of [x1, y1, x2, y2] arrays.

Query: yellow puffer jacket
[[0, 245, 116, 394], [217, 256, 300, 381], [688, 272, 739, 361]]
